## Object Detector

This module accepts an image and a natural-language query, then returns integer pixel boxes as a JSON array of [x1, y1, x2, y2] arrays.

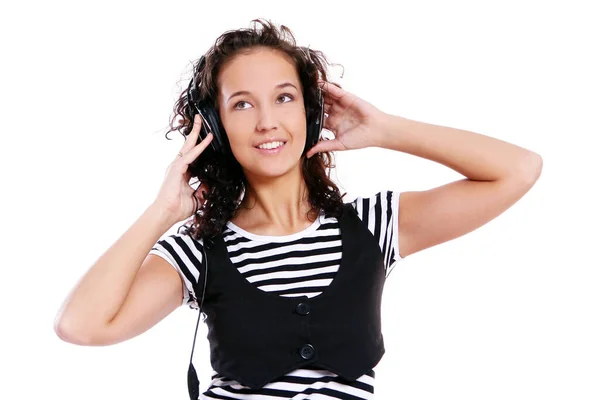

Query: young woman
[[54, 19, 543, 399]]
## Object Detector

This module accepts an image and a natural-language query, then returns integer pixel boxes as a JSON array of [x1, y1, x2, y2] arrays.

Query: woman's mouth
[[255, 141, 287, 154]]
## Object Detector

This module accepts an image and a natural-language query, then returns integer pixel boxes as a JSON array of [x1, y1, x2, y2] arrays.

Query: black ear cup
[[194, 102, 230, 155], [186, 55, 324, 157], [186, 57, 230, 155], [304, 86, 325, 154]]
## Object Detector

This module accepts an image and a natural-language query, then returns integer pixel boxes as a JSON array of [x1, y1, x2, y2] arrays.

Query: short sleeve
[[150, 232, 207, 310], [348, 190, 403, 278]]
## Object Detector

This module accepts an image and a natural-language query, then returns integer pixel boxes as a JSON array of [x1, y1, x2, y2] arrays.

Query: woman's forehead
[[218, 49, 301, 96]]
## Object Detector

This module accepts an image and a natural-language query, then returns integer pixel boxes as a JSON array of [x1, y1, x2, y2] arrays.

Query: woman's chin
[[243, 160, 301, 180]]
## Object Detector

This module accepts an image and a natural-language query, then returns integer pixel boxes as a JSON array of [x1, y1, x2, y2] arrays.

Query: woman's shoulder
[[152, 226, 208, 263], [345, 190, 399, 211], [160, 224, 206, 243]]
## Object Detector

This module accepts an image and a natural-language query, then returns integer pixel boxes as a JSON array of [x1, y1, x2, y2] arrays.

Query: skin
[[216, 47, 316, 235]]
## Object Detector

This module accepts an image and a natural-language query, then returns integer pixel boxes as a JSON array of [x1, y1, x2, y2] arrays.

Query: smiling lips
[[256, 140, 285, 150], [255, 140, 286, 153]]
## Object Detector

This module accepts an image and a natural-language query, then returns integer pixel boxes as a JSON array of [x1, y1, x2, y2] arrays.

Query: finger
[[322, 114, 338, 132], [180, 114, 203, 153], [180, 132, 213, 164], [306, 139, 343, 158], [175, 115, 212, 162], [318, 80, 345, 100]]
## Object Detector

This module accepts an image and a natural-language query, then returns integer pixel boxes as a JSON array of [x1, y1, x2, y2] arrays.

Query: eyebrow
[[227, 82, 298, 103]]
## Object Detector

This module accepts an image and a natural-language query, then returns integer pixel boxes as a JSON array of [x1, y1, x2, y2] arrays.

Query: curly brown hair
[[164, 18, 347, 240]]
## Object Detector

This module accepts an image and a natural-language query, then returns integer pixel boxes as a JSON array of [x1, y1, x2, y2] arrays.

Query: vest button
[[295, 302, 310, 315], [300, 344, 315, 360]]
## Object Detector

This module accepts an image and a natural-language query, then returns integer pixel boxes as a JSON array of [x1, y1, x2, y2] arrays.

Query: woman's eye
[[278, 93, 294, 103], [233, 101, 250, 110], [233, 94, 293, 110]]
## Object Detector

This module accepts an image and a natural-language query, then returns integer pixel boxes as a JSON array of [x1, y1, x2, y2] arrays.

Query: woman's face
[[216, 47, 307, 179]]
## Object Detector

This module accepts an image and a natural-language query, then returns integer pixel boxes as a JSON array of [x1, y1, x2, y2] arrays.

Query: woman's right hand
[[153, 114, 214, 222]]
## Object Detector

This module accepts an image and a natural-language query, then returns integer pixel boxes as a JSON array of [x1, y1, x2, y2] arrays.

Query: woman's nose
[[255, 106, 279, 131]]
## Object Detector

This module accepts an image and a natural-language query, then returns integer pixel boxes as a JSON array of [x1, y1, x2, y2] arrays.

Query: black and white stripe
[[150, 190, 402, 399]]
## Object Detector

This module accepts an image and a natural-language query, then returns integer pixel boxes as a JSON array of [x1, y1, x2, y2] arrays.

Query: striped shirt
[[151, 190, 403, 399]]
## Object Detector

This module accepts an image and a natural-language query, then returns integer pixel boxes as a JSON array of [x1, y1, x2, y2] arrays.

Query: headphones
[[185, 54, 325, 157]]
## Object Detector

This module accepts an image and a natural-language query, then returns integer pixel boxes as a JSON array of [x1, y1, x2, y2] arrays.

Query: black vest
[[200, 203, 386, 390]]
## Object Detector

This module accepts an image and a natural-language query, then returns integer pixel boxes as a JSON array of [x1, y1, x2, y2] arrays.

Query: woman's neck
[[235, 166, 316, 234]]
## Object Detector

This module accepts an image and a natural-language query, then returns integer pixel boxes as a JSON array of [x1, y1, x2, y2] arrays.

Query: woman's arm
[[373, 115, 543, 258], [54, 202, 183, 345]]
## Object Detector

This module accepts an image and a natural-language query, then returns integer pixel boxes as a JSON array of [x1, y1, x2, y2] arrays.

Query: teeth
[[257, 141, 285, 150]]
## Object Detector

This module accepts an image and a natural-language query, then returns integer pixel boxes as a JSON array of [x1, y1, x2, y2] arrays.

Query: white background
[[1, 0, 598, 399]]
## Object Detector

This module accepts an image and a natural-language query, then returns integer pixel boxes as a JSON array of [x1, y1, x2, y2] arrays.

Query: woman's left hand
[[306, 80, 386, 158]]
